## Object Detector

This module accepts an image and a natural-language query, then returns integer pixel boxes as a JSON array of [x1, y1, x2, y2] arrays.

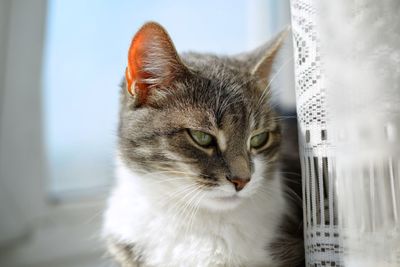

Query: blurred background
[[0, 1, 294, 266]]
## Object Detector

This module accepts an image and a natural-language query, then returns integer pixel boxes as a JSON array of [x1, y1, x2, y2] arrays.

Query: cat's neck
[[104, 156, 286, 239], [103, 157, 289, 266]]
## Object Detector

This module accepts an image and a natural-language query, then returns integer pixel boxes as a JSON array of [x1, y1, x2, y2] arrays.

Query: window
[[0, 1, 291, 266], [43, 0, 253, 197]]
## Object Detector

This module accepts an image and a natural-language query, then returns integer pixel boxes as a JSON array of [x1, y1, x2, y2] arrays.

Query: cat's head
[[118, 22, 287, 211]]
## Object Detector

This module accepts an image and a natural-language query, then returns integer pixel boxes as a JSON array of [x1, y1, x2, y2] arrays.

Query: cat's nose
[[226, 177, 250, 192]]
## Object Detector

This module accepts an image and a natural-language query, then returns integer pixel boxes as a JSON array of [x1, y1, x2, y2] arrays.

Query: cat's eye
[[250, 132, 269, 149], [188, 130, 214, 147]]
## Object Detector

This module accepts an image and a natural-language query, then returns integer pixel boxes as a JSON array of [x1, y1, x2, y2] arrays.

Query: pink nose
[[227, 177, 250, 191]]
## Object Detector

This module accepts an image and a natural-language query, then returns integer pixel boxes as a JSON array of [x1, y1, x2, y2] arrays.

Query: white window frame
[[0, 1, 106, 266]]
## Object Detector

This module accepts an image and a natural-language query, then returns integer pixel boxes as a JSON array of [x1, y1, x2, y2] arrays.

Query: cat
[[103, 22, 304, 267]]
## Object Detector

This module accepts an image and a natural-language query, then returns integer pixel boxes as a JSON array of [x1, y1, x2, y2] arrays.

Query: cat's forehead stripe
[[216, 130, 227, 151]]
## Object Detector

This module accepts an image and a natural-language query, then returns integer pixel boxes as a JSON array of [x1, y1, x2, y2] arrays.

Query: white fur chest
[[103, 161, 286, 267]]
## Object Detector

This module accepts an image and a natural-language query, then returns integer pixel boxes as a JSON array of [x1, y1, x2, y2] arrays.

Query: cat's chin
[[201, 194, 244, 211]]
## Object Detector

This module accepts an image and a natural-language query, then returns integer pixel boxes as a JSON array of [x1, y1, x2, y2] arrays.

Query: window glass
[[43, 0, 249, 196]]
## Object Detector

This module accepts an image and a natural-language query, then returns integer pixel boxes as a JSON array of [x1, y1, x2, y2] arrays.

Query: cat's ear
[[125, 22, 187, 106], [243, 27, 290, 90]]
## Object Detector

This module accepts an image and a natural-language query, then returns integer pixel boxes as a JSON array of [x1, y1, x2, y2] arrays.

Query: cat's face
[[118, 22, 286, 211]]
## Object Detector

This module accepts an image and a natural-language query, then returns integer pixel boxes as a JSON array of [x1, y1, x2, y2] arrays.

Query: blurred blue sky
[[43, 0, 252, 194]]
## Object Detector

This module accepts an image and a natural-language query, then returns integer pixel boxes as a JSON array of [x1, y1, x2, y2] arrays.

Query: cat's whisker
[[165, 185, 202, 217], [153, 168, 215, 182], [152, 165, 197, 174], [258, 183, 301, 204], [186, 190, 207, 235], [271, 115, 297, 121], [145, 177, 192, 187], [152, 184, 199, 212], [146, 168, 219, 188], [266, 171, 301, 178], [264, 115, 297, 124], [277, 177, 302, 186], [214, 187, 234, 194], [182, 188, 205, 238], [126, 171, 196, 186], [257, 86, 273, 108], [280, 183, 302, 203], [151, 168, 199, 177], [84, 208, 106, 226], [157, 183, 199, 204], [147, 171, 196, 180], [171, 188, 203, 232], [255, 57, 293, 111], [139, 170, 194, 178], [157, 188, 204, 225], [257, 157, 280, 167], [253, 188, 280, 203]]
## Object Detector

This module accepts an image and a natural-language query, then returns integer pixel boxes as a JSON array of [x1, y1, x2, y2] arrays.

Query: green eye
[[188, 130, 213, 147], [250, 132, 269, 149]]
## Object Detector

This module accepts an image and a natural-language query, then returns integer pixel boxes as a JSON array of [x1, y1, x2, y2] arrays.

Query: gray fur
[[107, 238, 144, 267], [109, 22, 303, 267]]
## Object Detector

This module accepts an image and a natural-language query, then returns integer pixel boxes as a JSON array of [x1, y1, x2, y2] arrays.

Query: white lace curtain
[[290, 0, 400, 266]]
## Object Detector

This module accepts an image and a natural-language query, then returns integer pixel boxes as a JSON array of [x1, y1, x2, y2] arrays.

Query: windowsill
[[0, 197, 109, 267]]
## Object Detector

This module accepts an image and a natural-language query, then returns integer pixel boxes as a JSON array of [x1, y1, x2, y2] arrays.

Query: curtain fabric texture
[[291, 0, 400, 266]]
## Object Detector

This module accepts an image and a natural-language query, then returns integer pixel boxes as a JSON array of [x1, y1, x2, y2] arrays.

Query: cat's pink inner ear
[[126, 22, 183, 105], [126, 26, 151, 103]]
